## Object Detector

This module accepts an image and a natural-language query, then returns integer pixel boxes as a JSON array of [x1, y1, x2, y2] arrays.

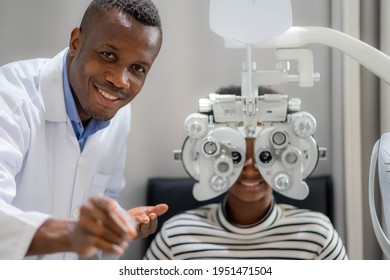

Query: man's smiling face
[[67, 8, 162, 123]]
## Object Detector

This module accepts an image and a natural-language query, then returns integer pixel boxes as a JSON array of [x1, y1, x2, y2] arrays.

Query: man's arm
[[26, 197, 169, 257], [27, 196, 137, 257]]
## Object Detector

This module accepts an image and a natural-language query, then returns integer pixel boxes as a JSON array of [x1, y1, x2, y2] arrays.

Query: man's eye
[[132, 64, 145, 74], [101, 52, 116, 61]]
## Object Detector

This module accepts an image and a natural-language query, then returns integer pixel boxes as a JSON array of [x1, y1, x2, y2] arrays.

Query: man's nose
[[107, 68, 131, 89]]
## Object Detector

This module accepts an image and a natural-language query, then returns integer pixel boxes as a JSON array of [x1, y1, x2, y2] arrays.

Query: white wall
[[0, 1, 89, 65], [0, 0, 343, 260]]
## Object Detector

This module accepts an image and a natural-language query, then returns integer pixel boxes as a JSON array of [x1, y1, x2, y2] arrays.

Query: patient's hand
[[127, 204, 169, 239]]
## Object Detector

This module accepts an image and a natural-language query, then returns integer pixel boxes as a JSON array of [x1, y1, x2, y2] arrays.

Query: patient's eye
[[232, 151, 242, 164]]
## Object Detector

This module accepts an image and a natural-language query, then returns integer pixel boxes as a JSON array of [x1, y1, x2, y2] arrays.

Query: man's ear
[[69, 27, 81, 57]]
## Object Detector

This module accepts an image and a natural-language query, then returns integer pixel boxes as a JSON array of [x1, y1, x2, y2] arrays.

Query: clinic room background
[[0, 0, 387, 260]]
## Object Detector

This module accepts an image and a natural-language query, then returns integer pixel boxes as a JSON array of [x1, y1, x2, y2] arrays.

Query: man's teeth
[[98, 89, 118, 101]]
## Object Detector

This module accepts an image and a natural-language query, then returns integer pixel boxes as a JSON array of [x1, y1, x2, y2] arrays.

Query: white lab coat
[[0, 49, 131, 259]]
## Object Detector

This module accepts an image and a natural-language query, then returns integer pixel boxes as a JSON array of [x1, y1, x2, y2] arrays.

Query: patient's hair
[[215, 85, 279, 95], [80, 0, 162, 36]]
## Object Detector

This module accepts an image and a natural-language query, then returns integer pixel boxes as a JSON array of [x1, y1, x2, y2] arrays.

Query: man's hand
[[127, 204, 169, 239], [27, 196, 137, 258], [70, 196, 137, 257], [27, 198, 168, 258]]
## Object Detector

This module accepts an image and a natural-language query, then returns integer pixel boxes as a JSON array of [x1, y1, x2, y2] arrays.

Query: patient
[[144, 86, 348, 260]]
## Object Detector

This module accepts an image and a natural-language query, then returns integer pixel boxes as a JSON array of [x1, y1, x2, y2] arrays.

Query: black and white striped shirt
[[144, 202, 348, 260]]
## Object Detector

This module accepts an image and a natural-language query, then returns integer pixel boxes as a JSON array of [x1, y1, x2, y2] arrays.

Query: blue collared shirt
[[62, 50, 110, 151]]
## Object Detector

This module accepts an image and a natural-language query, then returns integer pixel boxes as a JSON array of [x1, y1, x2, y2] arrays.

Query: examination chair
[[144, 175, 333, 250]]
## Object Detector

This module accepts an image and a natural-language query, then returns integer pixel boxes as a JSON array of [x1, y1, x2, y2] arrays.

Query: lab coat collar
[[39, 49, 68, 122]]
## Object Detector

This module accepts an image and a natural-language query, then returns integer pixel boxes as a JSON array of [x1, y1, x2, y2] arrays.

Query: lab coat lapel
[[39, 49, 68, 123]]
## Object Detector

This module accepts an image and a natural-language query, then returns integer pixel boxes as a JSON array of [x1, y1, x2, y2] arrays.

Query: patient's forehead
[[245, 138, 255, 151]]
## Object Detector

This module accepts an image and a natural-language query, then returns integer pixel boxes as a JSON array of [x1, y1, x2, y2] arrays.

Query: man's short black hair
[[80, 0, 162, 36]]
